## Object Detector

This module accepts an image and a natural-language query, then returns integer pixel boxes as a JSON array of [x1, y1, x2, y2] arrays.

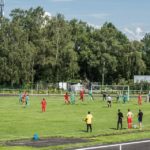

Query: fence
[[76, 139, 150, 150], [0, 82, 150, 96]]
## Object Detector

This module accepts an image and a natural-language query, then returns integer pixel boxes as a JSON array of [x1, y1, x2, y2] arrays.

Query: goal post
[[69, 83, 85, 94], [91, 84, 130, 100]]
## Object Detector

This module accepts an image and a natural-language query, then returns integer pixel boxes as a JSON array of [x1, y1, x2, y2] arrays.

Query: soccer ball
[[133, 125, 137, 129]]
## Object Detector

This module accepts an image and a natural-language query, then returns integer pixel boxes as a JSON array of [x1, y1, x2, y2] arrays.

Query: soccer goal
[[68, 83, 85, 94], [91, 84, 130, 100]]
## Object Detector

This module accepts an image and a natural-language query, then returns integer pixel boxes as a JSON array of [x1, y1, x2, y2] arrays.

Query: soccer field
[[0, 95, 150, 150]]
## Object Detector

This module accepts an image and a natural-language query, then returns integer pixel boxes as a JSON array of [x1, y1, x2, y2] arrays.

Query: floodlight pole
[[102, 61, 105, 87], [0, 0, 4, 28], [0, 0, 4, 18], [55, 16, 60, 83], [127, 85, 130, 101]]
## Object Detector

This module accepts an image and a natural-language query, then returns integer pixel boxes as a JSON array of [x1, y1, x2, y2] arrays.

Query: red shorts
[[127, 118, 132, 123]]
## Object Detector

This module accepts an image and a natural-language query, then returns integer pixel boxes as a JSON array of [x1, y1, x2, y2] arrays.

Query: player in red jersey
[[41, 98, 47, 112], [138, 93, 142, 105], [80, 89, 84, 101], [64, 92, 70, 104], [22, 91, 27, 106]]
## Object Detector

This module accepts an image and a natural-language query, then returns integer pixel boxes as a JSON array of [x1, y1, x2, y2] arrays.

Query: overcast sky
[[4, 0, 150, 41]]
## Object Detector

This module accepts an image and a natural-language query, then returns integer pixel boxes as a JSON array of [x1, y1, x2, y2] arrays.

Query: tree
[[142, 33, 150, 74], [0, 7, 149, 87]]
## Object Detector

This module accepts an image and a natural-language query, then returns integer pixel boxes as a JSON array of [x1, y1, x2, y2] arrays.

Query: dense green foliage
[[0, 96, 150, 150], [0, 7, 150, 86]]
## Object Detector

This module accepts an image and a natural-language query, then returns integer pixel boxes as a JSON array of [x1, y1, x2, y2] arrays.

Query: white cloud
[[44, 11, 52, 18], [136, 27, 142, 35], [87, 23, 101, 29], [124, 27, 145, 41], [124, 28, 135, 36], [41, 12, 52, 28]]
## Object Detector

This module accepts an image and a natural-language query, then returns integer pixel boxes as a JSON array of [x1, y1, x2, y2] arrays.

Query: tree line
[[0, 7, 150, 87]]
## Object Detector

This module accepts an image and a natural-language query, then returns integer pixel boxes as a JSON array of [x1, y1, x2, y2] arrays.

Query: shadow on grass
[[80, 103, 88, 105], [79, 130, 88, 133], [102, 106, 109, 108], [110, 128, 127, 130]]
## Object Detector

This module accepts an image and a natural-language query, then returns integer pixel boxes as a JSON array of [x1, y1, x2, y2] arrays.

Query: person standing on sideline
[[127, 109, 134, 129], [138, 109, 143, 130], [138, 93, 142, 105], [85, 111, 93, 132], [41, 98, 47, 112], [117, 109, 123, 130], [107, 95, 112, 108]]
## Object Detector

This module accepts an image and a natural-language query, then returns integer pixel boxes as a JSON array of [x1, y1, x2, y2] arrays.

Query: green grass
[[0, 95, 150, 149]]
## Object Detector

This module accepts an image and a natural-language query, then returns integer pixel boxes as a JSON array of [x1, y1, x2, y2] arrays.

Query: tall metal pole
[[0, 0, 4, 26], [102, 61, 105, 86], [0, 0, 4, 18], [55, 16, 60, 83]]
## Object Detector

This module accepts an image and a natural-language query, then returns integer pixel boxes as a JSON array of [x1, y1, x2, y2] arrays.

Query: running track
[[75, 139, 150, 150]]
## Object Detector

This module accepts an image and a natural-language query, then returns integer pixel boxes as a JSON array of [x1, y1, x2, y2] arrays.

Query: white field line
[[76, 139, 150, 150]]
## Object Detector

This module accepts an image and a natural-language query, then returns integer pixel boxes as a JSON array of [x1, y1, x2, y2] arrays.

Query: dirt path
[[5, 137, 90, 147]]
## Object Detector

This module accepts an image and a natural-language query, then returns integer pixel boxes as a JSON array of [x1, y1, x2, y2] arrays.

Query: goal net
[[91, 84, 130, 100], [68, 83, 85, 94]]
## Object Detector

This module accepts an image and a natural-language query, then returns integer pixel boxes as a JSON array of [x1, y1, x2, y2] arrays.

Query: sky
[[3, 0, 150, 41]]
